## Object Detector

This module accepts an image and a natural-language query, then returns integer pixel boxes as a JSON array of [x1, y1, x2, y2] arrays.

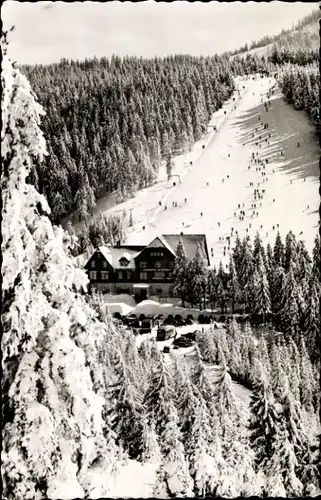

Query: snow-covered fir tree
[[1, 34, 120, 500], [249, 362, 280, 468], [172, 238, 189, 307]]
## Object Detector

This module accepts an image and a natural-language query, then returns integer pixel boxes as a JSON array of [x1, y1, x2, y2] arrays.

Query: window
[[140, 272, 148, 280], [156, 287, 163, 295], [118, 271, 123, 280], [101, 271, 109, 280], [90, 260, 96, 269], [140, 261, 147, 269], [169, 261, 174, 269], [151, 251, 164, 257], [167, 272, 173, 280], [154, 271, 165, 280], [89, 271, 97, 280], [119, 258, 129, 267], [126, 271, 132, 280], [102, 260, 108, 269], [155, 261, 162, 269]]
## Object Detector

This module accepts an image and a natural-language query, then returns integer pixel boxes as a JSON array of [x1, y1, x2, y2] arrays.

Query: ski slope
[[77, 75, 319, 266]]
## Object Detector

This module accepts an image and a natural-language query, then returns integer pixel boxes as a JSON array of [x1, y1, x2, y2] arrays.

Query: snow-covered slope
[[76, 75, 319, 266]]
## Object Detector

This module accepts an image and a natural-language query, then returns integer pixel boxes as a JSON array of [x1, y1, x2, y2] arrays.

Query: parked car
[[173, 336, 194, 348], [185, 318, 194, 326], [156, 325, 177, 341], [139, 313, 146, 321], [198, 314, 205, 324], [184, 330, 199, 341], [163, 316, 175, 326], [163, 346, 171, 353], [127, 319, 140, 329], [175, 317, 186, 327], [140, 319, 153, 335]]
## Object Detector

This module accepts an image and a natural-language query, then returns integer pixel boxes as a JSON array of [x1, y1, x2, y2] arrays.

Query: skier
[[228, 154, 230, 158], [184, 198, 187, 203], [227, 175, 229, 179], [297, 142, 300, 147], [272, 226, 275, 230], [159, 201, 162, 206], [200, 212, 203, 217], [222, 178, 224, 183], [218, 222, 220, 227], [207, 182, 209, 186], [190, 161, 193, 165], [165, 205, 167, 210], [143, 226, 145, 231]]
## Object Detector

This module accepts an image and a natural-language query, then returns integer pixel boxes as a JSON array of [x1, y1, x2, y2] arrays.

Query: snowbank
[[130, 299, 206, 318], [108, 460, 159, 498]]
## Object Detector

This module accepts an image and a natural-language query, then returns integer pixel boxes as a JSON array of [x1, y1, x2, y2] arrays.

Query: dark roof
[[162, 234, 210, 265], [84, 235, 209, 270]]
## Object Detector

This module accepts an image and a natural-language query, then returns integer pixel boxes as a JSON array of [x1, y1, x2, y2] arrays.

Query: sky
[[2, 1, 318, 65]]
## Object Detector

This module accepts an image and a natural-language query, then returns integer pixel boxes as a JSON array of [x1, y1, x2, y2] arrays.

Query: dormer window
[[119, 257, 129, 267]]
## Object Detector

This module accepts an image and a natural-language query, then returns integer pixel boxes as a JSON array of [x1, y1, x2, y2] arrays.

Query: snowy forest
[[2, 12, 321, 499], [22, 55, 236, 222], [277, 64, 320, 131], [21, 51, 281, 225], [172, 232, 320, 357]]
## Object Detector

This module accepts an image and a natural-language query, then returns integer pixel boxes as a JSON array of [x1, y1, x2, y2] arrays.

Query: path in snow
[[76, 75, 319, 266]]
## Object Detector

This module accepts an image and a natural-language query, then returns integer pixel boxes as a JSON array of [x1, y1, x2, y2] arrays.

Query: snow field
[[87, 75, 318, 269]]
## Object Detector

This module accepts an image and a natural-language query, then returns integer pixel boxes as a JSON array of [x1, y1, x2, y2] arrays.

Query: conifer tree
[[172, 238, 189, 306], [284, 230, 298, 272], [249, 363, 280, 468], [303, 277, 321, 363], [281, 263, 301, 337], [1, 34, 119, 500], [106, 348, 143, 458], [140, 417, 162, 464], [312, 235, 320, 284], [265, 421, 303, 497], [254, 253, 271, 322], [154, 399, 193, 498], [273, 231, 285, 267], [298, 337, 315, 412], [190, 242, 208, 310], [227, 256, 241, 314]]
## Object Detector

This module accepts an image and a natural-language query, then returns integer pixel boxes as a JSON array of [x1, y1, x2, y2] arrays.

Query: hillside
[[231, 8, 319, 58], [75, 74, 319, 263]]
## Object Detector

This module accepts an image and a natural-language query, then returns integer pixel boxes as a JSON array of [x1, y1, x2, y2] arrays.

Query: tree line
[[22, 55, 235, 223], [277, 64, 320, 133], [173, 231, 320, 363]]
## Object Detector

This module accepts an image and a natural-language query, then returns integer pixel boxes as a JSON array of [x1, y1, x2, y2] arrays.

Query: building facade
[[84, 234, 210, 301]]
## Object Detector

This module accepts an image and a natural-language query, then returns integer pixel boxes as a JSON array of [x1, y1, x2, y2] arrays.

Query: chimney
[[116, 240, 121, 248]]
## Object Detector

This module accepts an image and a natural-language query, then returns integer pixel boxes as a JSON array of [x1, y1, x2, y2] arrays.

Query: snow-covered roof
[[98, 246, 140, 269], [134, 235, 176, 260]]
